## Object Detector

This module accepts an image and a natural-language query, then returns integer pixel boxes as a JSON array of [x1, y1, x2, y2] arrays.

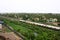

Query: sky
[[0, 0, 60, 13]]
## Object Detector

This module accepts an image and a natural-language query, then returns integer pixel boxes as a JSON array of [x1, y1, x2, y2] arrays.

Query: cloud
[[0, 0, 60, 13]]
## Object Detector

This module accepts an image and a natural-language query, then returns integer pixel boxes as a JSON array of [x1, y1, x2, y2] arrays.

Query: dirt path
[[0, 32, 22, 40]]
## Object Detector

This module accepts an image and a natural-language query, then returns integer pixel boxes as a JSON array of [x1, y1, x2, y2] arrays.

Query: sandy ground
[[0, 32, 22, 40]]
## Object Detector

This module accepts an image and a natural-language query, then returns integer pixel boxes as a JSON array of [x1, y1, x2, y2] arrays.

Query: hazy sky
[[0, 0, 60, 13]]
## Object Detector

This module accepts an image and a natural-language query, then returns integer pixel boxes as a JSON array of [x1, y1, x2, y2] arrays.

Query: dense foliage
[[3, 19, 60, 40], [1, 13, 60, 23]]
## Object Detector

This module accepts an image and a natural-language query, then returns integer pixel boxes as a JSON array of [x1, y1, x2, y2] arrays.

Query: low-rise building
[[46, 18, 59, 26], [47, 18, 58, 22]]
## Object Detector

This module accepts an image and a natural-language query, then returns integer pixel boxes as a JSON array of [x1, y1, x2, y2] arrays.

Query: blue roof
[[0, 21, 4, 24]]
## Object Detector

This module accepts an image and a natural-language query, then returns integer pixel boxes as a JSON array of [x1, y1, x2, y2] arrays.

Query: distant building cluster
[[47, 18, 58, 22]]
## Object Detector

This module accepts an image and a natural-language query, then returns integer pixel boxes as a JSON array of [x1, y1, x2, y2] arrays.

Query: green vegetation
[[1, 13, 60, 22], [3, 18, 60, 40], [0, 13, 60, 40], [5, 26, 11, 32], [1, 13, 60, 26]]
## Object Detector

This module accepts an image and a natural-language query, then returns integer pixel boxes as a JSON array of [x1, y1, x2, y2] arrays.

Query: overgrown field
[[3, 19, 60, 40]]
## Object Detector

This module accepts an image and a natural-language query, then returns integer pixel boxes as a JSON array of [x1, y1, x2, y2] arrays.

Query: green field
[[3, 19, 60, 40]]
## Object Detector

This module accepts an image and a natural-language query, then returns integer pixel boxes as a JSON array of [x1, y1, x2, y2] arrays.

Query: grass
[[3, 19, 60, 40]]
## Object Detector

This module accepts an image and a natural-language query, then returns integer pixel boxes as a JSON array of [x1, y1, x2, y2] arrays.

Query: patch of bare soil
[[0, 32, 22, 40]]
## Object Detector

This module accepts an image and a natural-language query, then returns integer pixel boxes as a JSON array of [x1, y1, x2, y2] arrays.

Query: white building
[[0, 21, 4, 31], [47, 18, 58, 22]]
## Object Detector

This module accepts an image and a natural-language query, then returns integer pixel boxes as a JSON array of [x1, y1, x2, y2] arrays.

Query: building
[[46, 18, 60, 26], [34, 17, 39, 21], [0, 21, 4, 31], [47, 18, 58, 22]]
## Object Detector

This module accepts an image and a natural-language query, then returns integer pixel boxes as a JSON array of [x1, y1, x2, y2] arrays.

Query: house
[[47, 18, 58, 22], [19, 17, 23, 20], [34, 18, 39, 21], [0, 21, 4, 31], [46, 18, 60, 26]]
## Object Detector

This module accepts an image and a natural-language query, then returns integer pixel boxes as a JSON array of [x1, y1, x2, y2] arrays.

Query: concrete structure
[[0, 24, 2, 30], [0, 21, 4, 31], [20, 20, 60, 30], [47, 18, 58, 22]]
